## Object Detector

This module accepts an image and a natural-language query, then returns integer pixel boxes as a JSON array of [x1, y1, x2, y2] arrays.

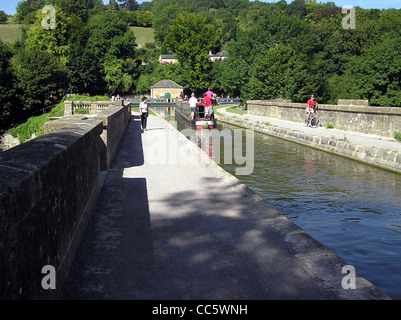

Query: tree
[[11, 46, 68, 113], [117, 0, 139, 11], [47, 0, 89, 22], [109, 0, 120, 11], [0, 11, 8, 24], [13, 0, 47, 24], [66, 44, 104, 94], [152, 4, 184, 47], [348, 37, 401, 106], [23, 7, 72, 65], [0, 41, 21, 131], [87, 11, 138, 93], [286, 0, 307, 18], [163, 12, 221, 90], [244, 45, 313, 102]]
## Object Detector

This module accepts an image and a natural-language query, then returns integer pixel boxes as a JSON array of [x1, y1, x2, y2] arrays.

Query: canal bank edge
[[217, 115, 401, 175], [167, 118, 390, 300]]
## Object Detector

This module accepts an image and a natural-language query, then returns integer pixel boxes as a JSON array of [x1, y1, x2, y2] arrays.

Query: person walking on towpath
[[139, 96, 148, 132]]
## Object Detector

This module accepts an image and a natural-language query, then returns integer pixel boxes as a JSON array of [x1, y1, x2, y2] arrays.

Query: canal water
[[159, 109, 401, 299], [216, 122, 401, 300]]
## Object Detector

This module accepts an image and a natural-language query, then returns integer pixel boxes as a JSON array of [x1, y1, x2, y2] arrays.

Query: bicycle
[[304, 106, 321, 128]]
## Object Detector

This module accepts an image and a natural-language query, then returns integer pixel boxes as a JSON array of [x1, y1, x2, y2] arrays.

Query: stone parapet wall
[[93, 105, 131, 169], [64, 99, 123, 116], [45, 105, 130, 170], [0, 106, 130, 299], [219, 115, 401, 174], [248, 100, 401, 138]]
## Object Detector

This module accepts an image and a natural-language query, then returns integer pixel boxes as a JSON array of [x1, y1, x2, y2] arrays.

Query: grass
[[130, 27, 154, 47], [0, 22, 154, 46], [214, 104, 242, 117], [226, 106, 247, 115], [395, 131, 401, 142], [8, 95, 109, 143], [0, 19, 23, 43]]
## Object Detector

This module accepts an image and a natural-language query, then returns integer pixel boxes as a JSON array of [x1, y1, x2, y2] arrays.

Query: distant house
[[151, 79, 183, 99], [208, 50, 229, 62], [159, 50, 228, 64], [159, 55, 178, 65]]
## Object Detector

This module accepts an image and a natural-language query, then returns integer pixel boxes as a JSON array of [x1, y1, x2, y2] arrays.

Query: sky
[[1, 0, 400, 16]]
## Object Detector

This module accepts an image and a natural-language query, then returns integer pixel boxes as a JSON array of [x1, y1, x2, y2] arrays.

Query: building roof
[[151, 79, 183, 89], [159, 54, 177, 59], [208, 50, 228, 58]]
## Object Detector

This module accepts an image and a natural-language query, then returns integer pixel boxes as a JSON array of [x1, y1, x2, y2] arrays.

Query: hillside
[[0, 21, 154, 46], [0, 20, 23, 43], [130, 26, 154, 47]]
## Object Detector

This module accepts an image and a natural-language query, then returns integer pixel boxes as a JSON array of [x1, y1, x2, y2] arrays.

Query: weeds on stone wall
[[394, 131, 401, 142], [8, 103, 64, 143], [326, 123, 334, 129]]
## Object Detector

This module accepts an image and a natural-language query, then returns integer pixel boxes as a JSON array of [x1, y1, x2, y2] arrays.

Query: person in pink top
[[205, 88, 214, 99]]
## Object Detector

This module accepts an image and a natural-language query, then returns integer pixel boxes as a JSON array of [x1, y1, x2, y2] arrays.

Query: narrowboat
[[175, 101, 217, 130]]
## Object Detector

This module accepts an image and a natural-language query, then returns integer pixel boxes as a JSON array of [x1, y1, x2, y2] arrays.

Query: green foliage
[[7, 102, 64, 143], [0, 40, 20, 132], [395, 132, 401, 142], [0, 11, 8, 24], [348, 37, 401, 106], [23, 7, 72, 64], [244, 45, 313, 101], [13, 0, 47, 24], [8, 95, 109, 143], [11, 46, 68, 113], [87, 10, 138, 94], [164, 12, 221, 91], [286, 0, 307, 18], [326, 123, 334, 129]]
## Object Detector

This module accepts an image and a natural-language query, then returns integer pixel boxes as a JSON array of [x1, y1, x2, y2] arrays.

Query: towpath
[[217, 106, 401, 153]]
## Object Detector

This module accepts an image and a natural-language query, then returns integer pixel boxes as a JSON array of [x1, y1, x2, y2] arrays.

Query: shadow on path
[[60, 115, 153, 299]]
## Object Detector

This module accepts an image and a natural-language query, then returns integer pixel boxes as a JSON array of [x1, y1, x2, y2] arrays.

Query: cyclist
[[306, 95, 318, 120]]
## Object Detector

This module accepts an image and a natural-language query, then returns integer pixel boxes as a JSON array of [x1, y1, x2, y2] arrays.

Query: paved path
[[60, 113, 389, 300], [217, 107, 401, 153]]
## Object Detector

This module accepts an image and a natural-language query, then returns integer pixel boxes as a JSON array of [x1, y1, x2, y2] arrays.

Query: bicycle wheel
[[315, 116, 321, 127], [304, 116, 309, 127], [309, 116, 315, 127]]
